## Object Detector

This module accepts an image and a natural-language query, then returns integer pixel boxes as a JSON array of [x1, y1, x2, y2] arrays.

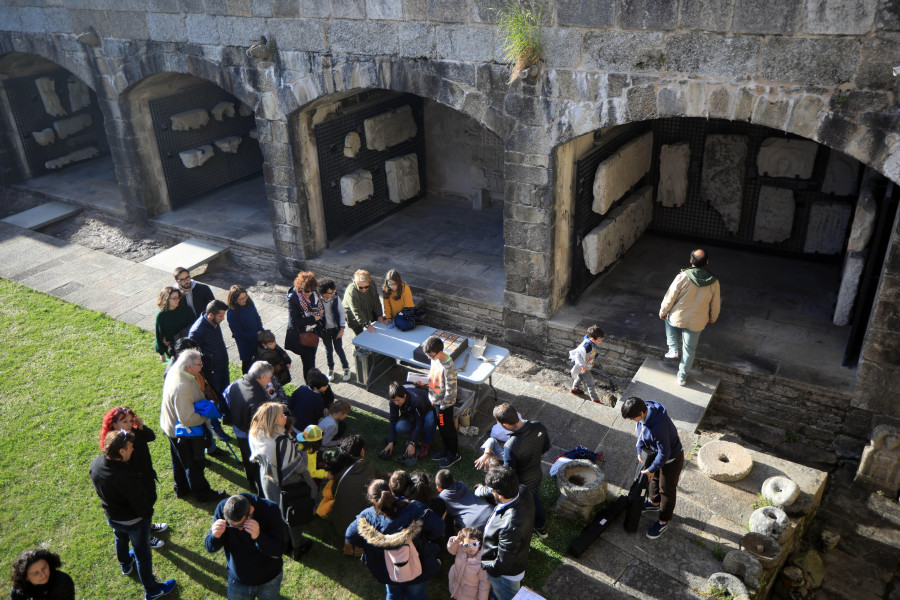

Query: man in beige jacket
[[659, 249, 721, 386]]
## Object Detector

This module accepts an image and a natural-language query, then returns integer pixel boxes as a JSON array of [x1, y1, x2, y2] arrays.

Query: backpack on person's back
[[384, 540, 422, 583]]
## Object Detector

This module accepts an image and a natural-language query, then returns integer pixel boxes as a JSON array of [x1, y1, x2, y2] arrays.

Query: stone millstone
[[723, 550, 762, 589], [740, 532, 781, 569], [749, 506, 789, 543], [761, 475, 800, 508], [557, 459, 607, 506], [708, 573, 750, 600], [697, 441, 753, 481]]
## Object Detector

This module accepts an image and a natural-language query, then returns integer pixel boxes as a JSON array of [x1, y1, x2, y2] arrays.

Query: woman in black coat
[[9, 549, 74, 600], [285, 271, 324, 384]]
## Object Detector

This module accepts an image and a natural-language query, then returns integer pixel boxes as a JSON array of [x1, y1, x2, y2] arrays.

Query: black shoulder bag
[[275, 435, 315, 526]]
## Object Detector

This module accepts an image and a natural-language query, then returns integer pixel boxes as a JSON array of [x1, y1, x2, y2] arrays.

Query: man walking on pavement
[[659, 248, 720, 386]]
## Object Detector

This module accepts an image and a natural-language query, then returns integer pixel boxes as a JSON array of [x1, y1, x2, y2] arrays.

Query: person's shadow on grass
[[161, 542, 228, 597]]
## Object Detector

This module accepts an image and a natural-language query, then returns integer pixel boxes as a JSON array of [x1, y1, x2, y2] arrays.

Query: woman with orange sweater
[[382, 269, 414, 326]]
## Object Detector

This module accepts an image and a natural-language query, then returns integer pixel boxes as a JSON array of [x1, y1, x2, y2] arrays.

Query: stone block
[[723, 550, 762, 589], [340, 169, 374, 206], [384, 153, 420, 203], [31, 128, 56, 146], [68, 78, 91, 113], [877, 0, 900, 30], [701, 135, 748, 234], [698, 440, 754, 481], [582, 30, 665, 71], [435, 24, 495, 62], [751, 97, 790, 131], [178, 145, 214, 168], [214, 136, 242, 153], [854, 424, 900, 497], [555, 0, 614, 28], [591, 131, 652, 215], [428, 0, 467, 23], [803, 0, 877, 34], [582, 186, 653, 275], [822, 151, 861, 196], [328, 19, 398, 54], [678, 0, 733, 31], [45, 146, 100, 169], [147, 12, 187, 42], [658, 142, 690, 208], [170, 108, 209, 131], [216, 16, 265, 46], [757, 138, 818, 179], [619, 0, 677, 30], [332, 0, 365, 19], [367, 0, 402, 20], [708, 573, 749, 600], [35, 77, 67, 117], [210, 101, 235, 121], [847, 195, 876, 255], [733, 0, 802, 33], [541, 27, 583, 68], [760, 37, 860, 85], [19, 7, 49, 33], [786, 94, 825, 139], [53, 114, 93, 140], [363, 104, 417, 151], [804, 200, 853, 254], [664, 33, 760, 78], [399, 22, 435, 57], [753, 187, 795, 243], [186, 14, 220, 44]]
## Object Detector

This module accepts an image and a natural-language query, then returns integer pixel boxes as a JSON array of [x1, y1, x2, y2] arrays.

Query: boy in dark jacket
[[253, 329, 292, 385], [436, 469, 492, 532], [380, 382, 437, 462], [481, 466, 534, 600]]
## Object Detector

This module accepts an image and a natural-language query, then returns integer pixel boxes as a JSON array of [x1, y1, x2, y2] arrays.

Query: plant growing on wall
[[496, 2, 544, 84]]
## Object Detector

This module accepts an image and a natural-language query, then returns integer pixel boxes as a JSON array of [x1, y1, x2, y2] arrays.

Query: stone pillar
[[833, 169, 879, 326], [98, 97, 149, 223]]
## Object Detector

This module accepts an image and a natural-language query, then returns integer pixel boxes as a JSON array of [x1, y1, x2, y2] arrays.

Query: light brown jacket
[[659, 272, 721, 332], [160, 368, 207, 438]]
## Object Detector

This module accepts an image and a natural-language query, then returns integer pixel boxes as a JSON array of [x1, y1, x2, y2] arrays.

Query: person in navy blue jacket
[[380, 382, 437, 462], [621, 396, 685, 540], [226, 285, 264, 375], [205, 494, 285, 600], [188, 299, 231, 396], [287, 369, 330, 432]]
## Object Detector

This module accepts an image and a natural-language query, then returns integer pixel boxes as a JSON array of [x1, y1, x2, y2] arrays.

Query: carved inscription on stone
[[804, 200, 853, 254], [822, 151, 860, 196], [67, 77, 91, 112], [583, 186, 653, 275], [753, 187, 795, 243], [211, 101, 235, 121], [179, 145, 214, 168], [170, 108, 210, 131], [701, 135, 747, 234], [214, 136, 242, 154], [855, 425, 900, 498], [385, 153, 420, 203], [344, 132, 361, 158], [658, 142, 690, 208], [757, 138, 818, 179], [35, 77, 67, 117], [363, 105, 417, 151], [592, 131, 653, 215], [53, 114, 93, 140], [340, 169, 374, 207], [32, 128, 55, 146], [45, 146, 99, 169]]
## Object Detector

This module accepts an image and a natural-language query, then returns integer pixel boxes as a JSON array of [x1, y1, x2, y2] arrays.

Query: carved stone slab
[[344, 132, 361, 158], [363, 105, 417, 151], [753, 186, 795, 243], [179, 145, 214, 168], [658, 142, 690, 208], [847, 192, 877, 253], [67, 77, 91, 112], [45, 146, 99, 169], [701, 135, 747, 234], [32, 128, 55, 146], [582, 186, 653, 275], [35, 77, 67, 117], [854, 424, 900, 497], [53, 114, 92, 140], [822, 151, 860, 196], [170, 108, 210, 131], [591, 131, 653, 215], [384, 153, 420, 203], [211, 101, 235, 121], [214, 136, 242, 154], [804, 200, 852, 254], [757, 138, 818, 179], [340, 169, 374, 207], [833, 252, 865, 326]]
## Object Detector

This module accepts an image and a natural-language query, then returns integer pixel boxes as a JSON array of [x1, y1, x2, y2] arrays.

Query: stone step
[[1, 201, 82, 230], [140, 237, 228, 274]]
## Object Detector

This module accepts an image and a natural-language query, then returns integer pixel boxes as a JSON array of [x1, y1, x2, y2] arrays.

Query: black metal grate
[[1, 69, 108, 176], [148, 83, 262, 208], [314, 93, 426, 242]]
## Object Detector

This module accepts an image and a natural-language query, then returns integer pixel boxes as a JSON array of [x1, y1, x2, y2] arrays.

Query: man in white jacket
[[659, 249, 721, 386]]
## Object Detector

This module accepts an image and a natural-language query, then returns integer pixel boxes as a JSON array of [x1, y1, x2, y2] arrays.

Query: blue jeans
[[665, 319, 702, 381], [394, 411, 436, 444], [227, 571, 282, 600], [487, 574, 521, 600], [385, 580, 429, 600], [109, 518, 158, 596]]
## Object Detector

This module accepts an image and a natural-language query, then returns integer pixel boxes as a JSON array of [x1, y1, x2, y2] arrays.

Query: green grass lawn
[[0, 279, 581, 599]]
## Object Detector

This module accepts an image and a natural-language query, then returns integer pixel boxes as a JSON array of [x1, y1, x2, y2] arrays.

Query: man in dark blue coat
[[188, 299, 230, 395]]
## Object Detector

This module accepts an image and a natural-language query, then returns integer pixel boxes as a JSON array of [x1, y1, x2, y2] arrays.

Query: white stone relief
[[343, 132, 361, 158], [384, 153, 420, 203], [35, 77, 67, 117], [821, 151, 860, 196], [67, 77, 91, 112], [53, 114, 93, 140], [214, 136, 242, 154], [363, 105, 417, 151], [757, 138, 818, 179], [179, 145, 215, 168], [701, 134, 748, 234], [658, 142, 690, 208], [804, 200, 853, 254], [855, 425, 900, 498], [753, 187, 795, 243], [210, 101, 235, 121], [582, 186, 653, 275], [31, 128, 56, 146], [170, 108, 210, 131], [591, 131, 653, 215], [45, 146, 99, 169], [340, 169, 374, 207], [847, 193, 877, 253]]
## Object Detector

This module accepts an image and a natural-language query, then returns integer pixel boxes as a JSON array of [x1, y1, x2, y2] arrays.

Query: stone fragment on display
[[170, 108, 210, 131], [707, 573, 750, 600], [761, 475, 800, 508], [833, 252, 865, 326], [179, 145, 214, 168], [214, 136, 242, 153], [657, 142, 690, 208], [44, 146, 99, 169], [701, 134, 747, 234], [757, 137, 818, 178], [34, 77, 67, 117], [723, 550, 762, 589], [31, 128, 55, 146], [753, 187, 795, 243], [846, 190, 877, 253], [804, 200, 853, 254], [340, 169, 374, 207], [53, 114, 93, 139], [749, 506, 790, 544], [789, 550, 825, 589], [697, 440, 753, 481], [384, 153, 420, 203], [343, 132, 361, 158], [582, 186, 653, 274], [67, 77, 91, 112], [239, 103, 253, 117], [363, 104, 417, 151], [854, 424, 900, 498], [591, 131, 653, 215], [211, 101, 235, 121], [821, 151, 860, 196]]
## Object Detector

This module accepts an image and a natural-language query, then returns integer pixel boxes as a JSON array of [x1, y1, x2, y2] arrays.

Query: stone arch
[[0, 43, 97, 94]]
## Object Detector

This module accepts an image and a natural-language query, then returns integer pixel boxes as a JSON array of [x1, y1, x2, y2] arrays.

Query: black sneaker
[[642, 501, 660, 513], [120, 550, 135, 575], [646, 520, 668, 539], [438, 453, 461, 468], [431, 450, 448, 461], [534, 527, 549, 539]]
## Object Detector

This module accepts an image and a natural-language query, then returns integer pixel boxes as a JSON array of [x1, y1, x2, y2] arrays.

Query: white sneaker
[[326, 369, 335, 382], [342, 370, 352, 382], [664, 350, 679, 359]]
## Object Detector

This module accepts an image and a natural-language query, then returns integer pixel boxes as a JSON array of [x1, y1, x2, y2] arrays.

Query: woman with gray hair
[[249, 402, 316, 560]]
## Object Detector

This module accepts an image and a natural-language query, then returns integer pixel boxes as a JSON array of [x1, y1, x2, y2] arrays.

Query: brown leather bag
[[299, 332, 319, 347]]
